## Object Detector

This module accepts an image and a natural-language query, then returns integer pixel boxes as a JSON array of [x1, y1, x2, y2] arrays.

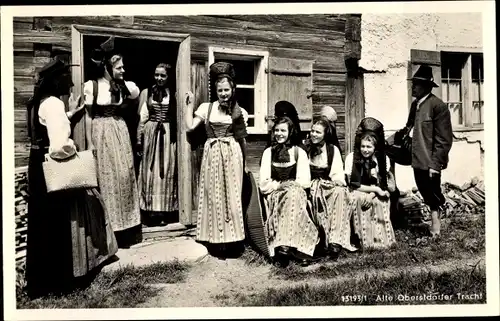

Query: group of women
[[25, 37, 179, 298], [258, 110, 397, 266], [184, 61, 397, 266], [24, 35, 397, 298]]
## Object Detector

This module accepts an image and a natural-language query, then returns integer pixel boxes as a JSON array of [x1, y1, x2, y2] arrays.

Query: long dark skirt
[[25, 147, 118, 298]]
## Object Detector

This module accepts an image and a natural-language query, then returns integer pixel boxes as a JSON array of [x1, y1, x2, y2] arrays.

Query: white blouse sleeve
[[344, 152, 354, 180], [259, 148, 280, 194], [83, 80, 94, 105], [241, 108, 249, 127], [295, 147, 311, 189], [137, 91, 149, 142], [329, 146, 346, 185], [125, 81, 140, 100], [194, 102, 210, 120], [386, 156, 391, 172], [39, 97, 76, 160]]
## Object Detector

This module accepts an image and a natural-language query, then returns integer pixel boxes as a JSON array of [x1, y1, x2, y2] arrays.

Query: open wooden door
[[176, 36, 193, 226], [71, 26, 86, 150]]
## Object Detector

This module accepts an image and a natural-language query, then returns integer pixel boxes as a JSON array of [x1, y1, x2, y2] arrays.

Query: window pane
[[442, 81, 462, 103], [471, 53, 484, 81], [472, 101, 483, 125], [441, 52, 466, 79], [235, 87, 255, 121], [472, 81, 484, 101], [448, 103, 463, 126], [214, 58, 255, 85]]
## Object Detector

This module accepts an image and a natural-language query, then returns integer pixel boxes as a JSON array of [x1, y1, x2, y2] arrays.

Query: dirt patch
[[139, 253, 485, 307]]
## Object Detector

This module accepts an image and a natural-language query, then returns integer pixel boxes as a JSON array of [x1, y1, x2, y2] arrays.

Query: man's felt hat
[[410, 64, 439, 87]]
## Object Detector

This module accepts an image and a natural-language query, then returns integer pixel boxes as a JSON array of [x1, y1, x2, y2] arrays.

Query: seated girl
[[344, 117, 396, 250], [305, 117, 357, 257], [259, 117, 319, 266]]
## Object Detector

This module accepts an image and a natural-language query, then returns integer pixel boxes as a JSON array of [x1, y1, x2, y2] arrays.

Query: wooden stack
[[398, 194, 425, 225], [442, 178, 485, 217], [397, 178, 485, 224], [15, 167, 29, 268]]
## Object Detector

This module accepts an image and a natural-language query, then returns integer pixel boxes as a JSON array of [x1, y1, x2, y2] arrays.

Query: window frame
[[439, 48, 484, 130], [208, 46, 269, 134]]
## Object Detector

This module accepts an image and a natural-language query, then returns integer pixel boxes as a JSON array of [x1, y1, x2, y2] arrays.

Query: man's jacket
[[405, 93, 453, 171]]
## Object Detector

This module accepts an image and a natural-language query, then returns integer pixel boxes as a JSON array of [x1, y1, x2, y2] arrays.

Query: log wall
[[13, 14, 352, 167]]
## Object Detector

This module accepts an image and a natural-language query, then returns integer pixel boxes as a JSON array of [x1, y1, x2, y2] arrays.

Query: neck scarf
[[306, 140, 325, 159], [109, 78, 131, 104], [151, 84, 168, 103]]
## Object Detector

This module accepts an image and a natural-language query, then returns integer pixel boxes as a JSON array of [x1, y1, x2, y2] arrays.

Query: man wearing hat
[[397, 64, 453, 237]]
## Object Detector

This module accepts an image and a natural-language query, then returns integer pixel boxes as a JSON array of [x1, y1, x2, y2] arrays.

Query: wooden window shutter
[[267, 57, 314, 131], [408, 49, 442, 107]]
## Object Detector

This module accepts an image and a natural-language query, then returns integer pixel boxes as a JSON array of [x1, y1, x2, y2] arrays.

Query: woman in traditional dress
[[305, 117, 356, 258], [25, 59, 118, 298], [344, 117, 396, 250], [84, 36, 141, 248], [259, 116, 320, 266], [185, 61, 248, 257], [136, 63, 178, 226]]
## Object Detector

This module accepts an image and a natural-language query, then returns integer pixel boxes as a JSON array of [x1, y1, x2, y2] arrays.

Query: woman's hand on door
[[185, 91, 194, 107], [67, 93, 85, 120]]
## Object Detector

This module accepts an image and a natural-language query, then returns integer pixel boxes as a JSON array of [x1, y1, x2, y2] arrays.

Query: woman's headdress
[[274, 100, 303, 146], [27, 58, 78, 141], [270, 116, 298, 163], [90, 36, 130, 102], [209, 61, 236, 82], [90, 36, 116, 68], [209, 61, 243, 121], [350, 117, 388, 190]]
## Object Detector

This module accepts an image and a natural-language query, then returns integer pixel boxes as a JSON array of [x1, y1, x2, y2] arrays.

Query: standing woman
[[84, 37, 142, 248], [344, 117, 396, 250], [305, 117, 356, 257], [185, 62, 248, 256], [25, 59, 117, 298], [259, 117, 319, 266], [137, 63, 178, 226]]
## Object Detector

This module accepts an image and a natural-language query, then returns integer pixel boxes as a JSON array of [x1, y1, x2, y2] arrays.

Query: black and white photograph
[[1, 1, 498, 319]]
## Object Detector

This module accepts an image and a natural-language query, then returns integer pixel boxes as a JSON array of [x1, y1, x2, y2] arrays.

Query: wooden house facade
[[13, 14, 364, 231]]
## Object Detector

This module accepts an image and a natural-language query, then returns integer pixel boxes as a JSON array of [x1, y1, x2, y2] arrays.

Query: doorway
[[82, 35, 180, 226], [71, 25, 193, 227]]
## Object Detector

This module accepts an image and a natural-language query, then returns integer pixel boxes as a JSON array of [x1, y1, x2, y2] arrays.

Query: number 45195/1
[[341, 295, 368, 303]]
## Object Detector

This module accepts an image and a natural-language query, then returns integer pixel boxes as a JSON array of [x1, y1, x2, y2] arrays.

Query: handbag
[[385, 128, 413, 166], [42, 150, 98, 193]]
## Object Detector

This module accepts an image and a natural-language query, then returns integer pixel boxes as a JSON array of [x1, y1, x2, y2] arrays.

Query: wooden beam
[[462, 54, 473, 127], [344, 58, 365, 155], [71, 26, 86, 150], [72, 24, 190, 42]]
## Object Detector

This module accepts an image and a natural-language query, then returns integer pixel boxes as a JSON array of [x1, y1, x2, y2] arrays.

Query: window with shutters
[[409, 49, 484, 130], [208, 47, 269, 134], [441, 51, 484, 128], [266, 57, 314, 132]]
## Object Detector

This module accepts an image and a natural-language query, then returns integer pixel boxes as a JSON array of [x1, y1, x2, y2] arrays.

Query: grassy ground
[[229, 211, 486, 306], [16, 210, 486, 308], [16, 260, 190, 309], [270, 214, 485, 281], [221, 264, 486, 306]]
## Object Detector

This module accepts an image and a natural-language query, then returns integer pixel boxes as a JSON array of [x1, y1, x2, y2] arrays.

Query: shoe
[[275, 246, 292, 256]]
